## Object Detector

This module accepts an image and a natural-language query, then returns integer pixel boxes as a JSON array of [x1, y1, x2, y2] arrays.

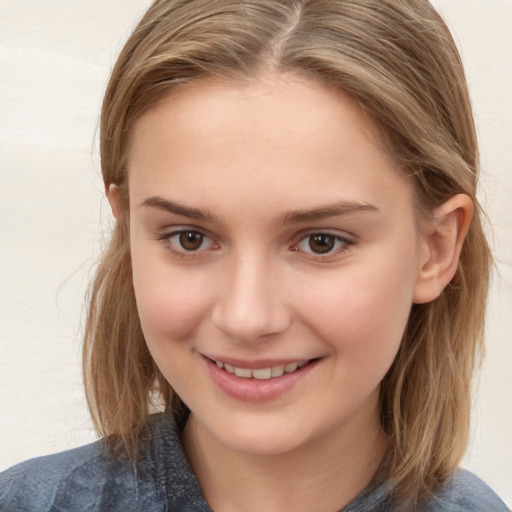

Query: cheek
[[130, 246, 212, 344], [131, 259, 213, 393], [297, 262, 415, 366]]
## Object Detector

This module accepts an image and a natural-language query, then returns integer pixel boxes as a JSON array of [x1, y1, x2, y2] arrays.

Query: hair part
[[84, 0, 491, 508]]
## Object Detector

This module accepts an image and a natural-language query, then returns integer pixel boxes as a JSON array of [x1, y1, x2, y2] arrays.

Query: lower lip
[[204, 357, 319, 403]]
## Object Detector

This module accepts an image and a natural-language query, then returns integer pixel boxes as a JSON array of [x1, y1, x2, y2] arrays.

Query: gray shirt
[[0, 412, 508, 511]]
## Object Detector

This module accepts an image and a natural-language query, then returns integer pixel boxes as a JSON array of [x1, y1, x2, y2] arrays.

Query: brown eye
[[308, 234, 336, 254], [293, 231, 354, 258], [179, 231, 204, 251], [160, 228, 217, 257]]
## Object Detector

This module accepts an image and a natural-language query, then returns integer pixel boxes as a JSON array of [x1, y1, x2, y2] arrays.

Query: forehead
[[127, 73, 414, 220], [130, 72, 388, 160]]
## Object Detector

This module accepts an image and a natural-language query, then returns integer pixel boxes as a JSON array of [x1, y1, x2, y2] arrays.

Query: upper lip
[[202, 354, 314, 370]]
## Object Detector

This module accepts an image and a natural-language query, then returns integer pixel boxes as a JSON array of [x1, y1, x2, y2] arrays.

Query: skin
[[108, 72, 472, 511]]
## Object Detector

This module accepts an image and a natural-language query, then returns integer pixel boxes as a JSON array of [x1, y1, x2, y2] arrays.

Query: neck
[[183, 397, 387, 512]]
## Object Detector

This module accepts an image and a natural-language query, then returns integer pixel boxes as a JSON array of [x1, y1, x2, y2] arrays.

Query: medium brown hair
[[83, 0, 491, 508]]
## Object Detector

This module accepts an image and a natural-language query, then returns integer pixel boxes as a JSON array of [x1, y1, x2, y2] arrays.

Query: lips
[[203, 355, 320, 402]]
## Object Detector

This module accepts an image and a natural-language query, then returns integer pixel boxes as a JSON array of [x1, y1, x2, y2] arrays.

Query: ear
[[413, 194, 474, 304], [106, 184, 123, 220]]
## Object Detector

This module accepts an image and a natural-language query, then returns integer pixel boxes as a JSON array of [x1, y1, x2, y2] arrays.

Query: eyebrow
[[140, 196, 219, 223], [141, 196, 378, 224], [280, 202, 379, 224]]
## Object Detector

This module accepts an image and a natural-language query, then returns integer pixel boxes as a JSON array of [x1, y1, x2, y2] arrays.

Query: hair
[[83, 0, 491, 508]]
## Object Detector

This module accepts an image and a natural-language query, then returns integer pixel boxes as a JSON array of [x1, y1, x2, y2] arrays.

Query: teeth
[[224, 363, 236, 374], [214, 360, 309, 379], [234, 367, 252, 378], [284, 362, 298, 373], [271, 365, 285, 377], [252, 368, 272, 380]]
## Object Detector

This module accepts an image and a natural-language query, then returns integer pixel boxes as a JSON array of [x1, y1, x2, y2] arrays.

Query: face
[[125, 73, 428, 457]]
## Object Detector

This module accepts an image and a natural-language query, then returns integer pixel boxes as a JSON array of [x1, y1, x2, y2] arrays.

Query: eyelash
[[291, 232, 354, 260], [156, 229, 218, 259], [156, 229, 355, 260]]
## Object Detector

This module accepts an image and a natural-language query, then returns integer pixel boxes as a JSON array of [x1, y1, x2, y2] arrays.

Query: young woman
[[1, 0, 509, 510]]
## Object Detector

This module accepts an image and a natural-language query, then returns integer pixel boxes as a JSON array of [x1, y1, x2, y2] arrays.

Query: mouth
[[209, 358, 315, 380], [204, 356, 321, 402]]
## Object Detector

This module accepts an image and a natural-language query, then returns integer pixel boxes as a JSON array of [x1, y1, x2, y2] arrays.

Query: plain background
[[0, 0, 511, 506]]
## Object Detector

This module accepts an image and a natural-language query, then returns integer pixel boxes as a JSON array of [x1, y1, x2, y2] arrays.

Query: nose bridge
[[211, 247, 290, 343]]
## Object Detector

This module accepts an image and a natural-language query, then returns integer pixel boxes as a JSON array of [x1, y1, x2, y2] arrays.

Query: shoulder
[[344, 468, 509, 512], [0, 413, 206, 512], [425, 469, 509, 512], [0, 440, 141, 512]]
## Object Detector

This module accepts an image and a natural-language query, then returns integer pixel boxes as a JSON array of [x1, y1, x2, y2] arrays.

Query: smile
[[205, 356, 321, 402], [213, 359, 311, 380]]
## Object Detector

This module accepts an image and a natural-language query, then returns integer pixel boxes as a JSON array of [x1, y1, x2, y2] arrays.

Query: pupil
[[309, 234, 335, 254], [179, 231, 203, 251]]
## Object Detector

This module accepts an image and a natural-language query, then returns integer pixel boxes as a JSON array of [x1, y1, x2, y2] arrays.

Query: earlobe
[[106, 184, 123, 220], [413, 194, 474, 304]]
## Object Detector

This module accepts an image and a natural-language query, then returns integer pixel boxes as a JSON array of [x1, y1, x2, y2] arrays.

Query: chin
[[224, 432, 304, 457], [202, 413, 317, 457]]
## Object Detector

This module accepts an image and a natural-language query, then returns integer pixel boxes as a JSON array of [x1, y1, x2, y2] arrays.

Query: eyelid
[[156, 226, 219, 257], [291, 230, 355, 259]]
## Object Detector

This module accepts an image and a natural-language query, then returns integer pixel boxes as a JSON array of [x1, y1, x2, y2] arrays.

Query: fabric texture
[[0, 412, 508, 512]]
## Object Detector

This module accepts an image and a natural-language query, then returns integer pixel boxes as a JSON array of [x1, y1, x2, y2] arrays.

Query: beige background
[[0, 0, 511, 505]]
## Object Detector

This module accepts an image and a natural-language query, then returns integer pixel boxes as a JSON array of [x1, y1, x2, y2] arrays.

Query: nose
[[211, 252, 291, 344]]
